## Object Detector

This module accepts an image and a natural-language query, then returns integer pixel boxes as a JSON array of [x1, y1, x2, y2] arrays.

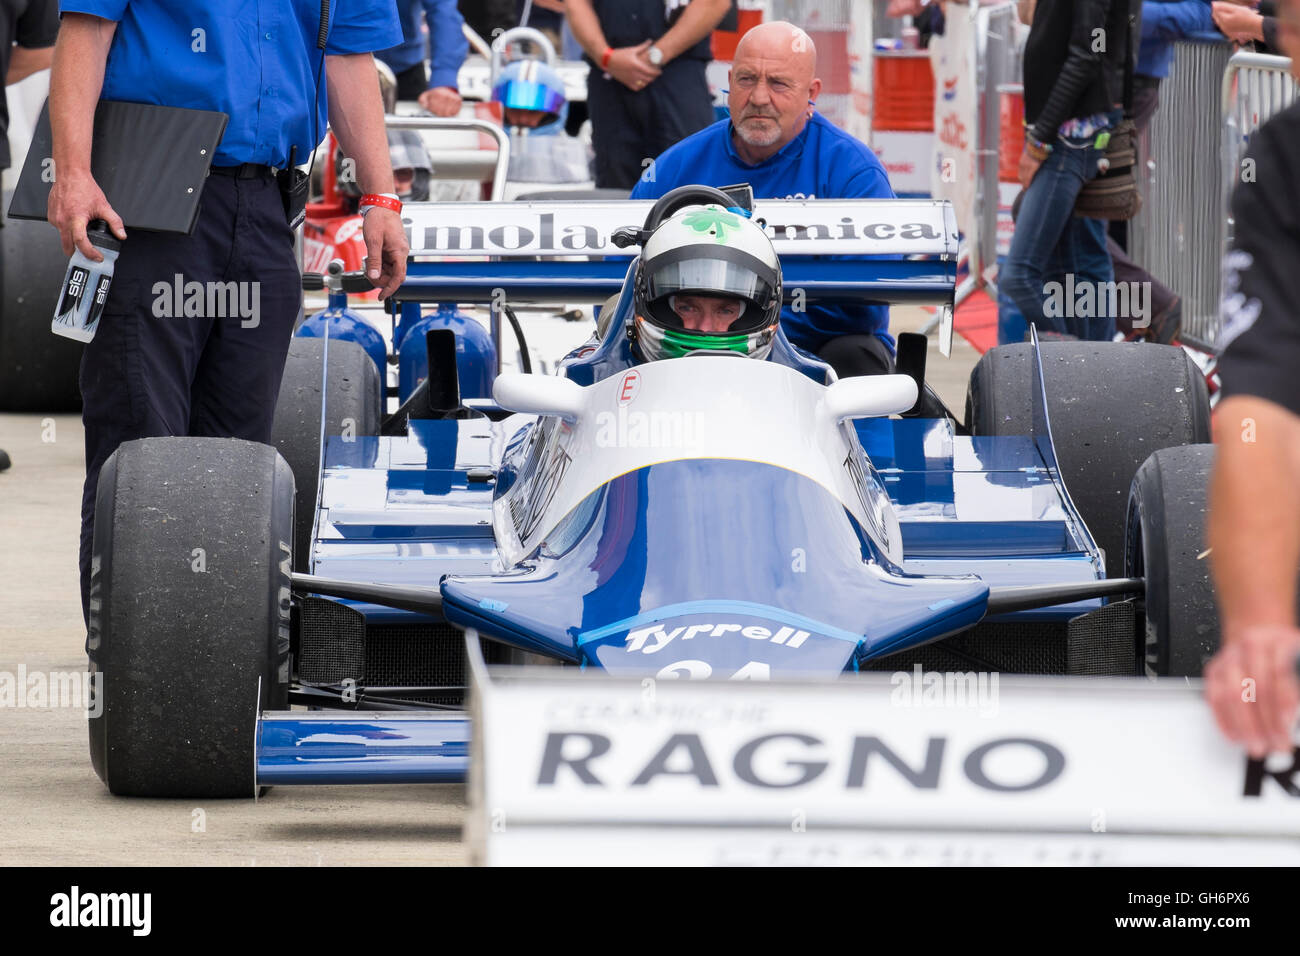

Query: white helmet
[[632, 204, 782, 362]]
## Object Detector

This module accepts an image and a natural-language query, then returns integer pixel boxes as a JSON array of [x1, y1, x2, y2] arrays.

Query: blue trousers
[[78, 172, 301, 625], [1000, 132, 1115, 341]]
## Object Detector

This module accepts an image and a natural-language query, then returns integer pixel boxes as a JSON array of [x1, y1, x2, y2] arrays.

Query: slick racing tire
[[1124, 444, 1219, 677], [271, 337, 382, 572], [88, 438, 293, 797], [0, 206, 82, 411], [966, 341, 1210, 577]]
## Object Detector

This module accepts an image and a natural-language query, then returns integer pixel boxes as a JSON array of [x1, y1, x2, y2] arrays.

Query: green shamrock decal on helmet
[[680, 206, 743, 243]]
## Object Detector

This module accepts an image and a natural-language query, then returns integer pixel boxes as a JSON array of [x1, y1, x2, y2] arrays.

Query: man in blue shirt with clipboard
[[46, 1, 406, 625]]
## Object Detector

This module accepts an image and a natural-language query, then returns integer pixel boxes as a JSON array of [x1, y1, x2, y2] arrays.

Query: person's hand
[[606, 41, 661, 92], [361, 206, 408, 300], [47, 166, 127, 259], [887, 0, 925, 16], [1212, 2, 1265, 42], [1017, 144, 1043, 188], [1204, 625, 1300, 757], [419, 86, 462, 117]]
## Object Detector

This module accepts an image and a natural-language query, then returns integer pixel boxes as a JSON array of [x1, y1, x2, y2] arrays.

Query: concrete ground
[[0, 305, 980, 866]]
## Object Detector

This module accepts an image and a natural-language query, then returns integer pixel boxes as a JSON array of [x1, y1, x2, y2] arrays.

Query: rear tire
[[88, 437, 294, 797], [1124, 444, 1219, 676], [0, 205, 82, 411], [270, 337, 382, 571], [966, 341, 1210, 576]]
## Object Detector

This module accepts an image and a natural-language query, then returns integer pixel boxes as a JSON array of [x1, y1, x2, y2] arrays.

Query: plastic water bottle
[[51, 220, 121, 343]]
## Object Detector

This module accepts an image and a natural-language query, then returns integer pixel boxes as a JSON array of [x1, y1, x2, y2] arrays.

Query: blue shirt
[[631, 113, 897, 354], [375, 0, 467, 90], [61, 0, 401, 167], [1138, 0, 1216, 79]]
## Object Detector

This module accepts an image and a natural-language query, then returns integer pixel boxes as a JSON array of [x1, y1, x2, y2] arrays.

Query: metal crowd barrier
[[1219, 51, 1296, 340], [1133, 43, 1295, 350], [1129, 38, 1233, 350]]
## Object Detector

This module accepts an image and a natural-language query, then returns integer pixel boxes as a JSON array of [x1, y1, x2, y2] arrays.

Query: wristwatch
[[647, 45, 664, 66]]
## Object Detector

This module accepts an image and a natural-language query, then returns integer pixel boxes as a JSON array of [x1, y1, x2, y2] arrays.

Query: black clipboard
[[7, 98, 229, 234]]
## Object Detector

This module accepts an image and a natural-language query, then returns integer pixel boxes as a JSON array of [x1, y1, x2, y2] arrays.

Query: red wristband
[[358, 193, 402, 213], [600, 46, 613, 69]]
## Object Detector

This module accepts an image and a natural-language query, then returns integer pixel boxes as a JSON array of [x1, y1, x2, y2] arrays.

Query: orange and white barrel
[[870, 50, 935, 196]]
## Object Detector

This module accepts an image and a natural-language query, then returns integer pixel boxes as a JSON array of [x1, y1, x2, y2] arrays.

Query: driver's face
[[673, 294, 744, 333], [504, 107, 548, 128]]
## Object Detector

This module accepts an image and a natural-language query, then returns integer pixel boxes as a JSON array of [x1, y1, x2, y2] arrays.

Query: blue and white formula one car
[[85, 186, 1218, 797]]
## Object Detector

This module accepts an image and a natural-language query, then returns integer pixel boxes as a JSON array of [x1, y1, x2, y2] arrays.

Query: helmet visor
[[493, 79, 566, 116], [646, 256, 776, 333], [646, 257, 774, 301]]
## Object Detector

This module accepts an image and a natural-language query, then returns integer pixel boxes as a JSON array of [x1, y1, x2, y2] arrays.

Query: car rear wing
[[395, 198, 959, 308]]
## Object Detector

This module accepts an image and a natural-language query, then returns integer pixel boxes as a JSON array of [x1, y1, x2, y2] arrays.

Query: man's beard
[[735, 112, 783, 147]]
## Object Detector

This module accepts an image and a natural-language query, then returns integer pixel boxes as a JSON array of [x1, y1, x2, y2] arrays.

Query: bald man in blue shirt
[[47, 1, 405, 625], [631, 21, 896, 377]]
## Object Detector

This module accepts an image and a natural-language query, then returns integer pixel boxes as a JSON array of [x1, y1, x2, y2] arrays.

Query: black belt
[[208, 163, 278, 179]]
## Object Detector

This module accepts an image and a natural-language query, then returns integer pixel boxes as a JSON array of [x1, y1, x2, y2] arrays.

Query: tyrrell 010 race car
[[84, 187, 1298, 864]]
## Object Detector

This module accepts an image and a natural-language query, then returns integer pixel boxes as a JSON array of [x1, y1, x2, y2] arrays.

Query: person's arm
[[887, 0, 927, 16], [418, 0, 467, 116], [565, 0, 661, 89], [1212, 1, 1266, 41], [1142, 0, 1217, 40], [7, 44, 53, 84], [1207, 398, 1300, 756], [1204, 114, 1300, 756], [46, 12, 126, 259], [9, 0, 57, 83], [564, 0, 608, 60], [650, 0, 731, 65], [326, 54, 408, 298]]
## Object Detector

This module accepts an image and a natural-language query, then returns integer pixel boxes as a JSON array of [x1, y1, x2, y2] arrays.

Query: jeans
[[1000, 130, 1116, 341]]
